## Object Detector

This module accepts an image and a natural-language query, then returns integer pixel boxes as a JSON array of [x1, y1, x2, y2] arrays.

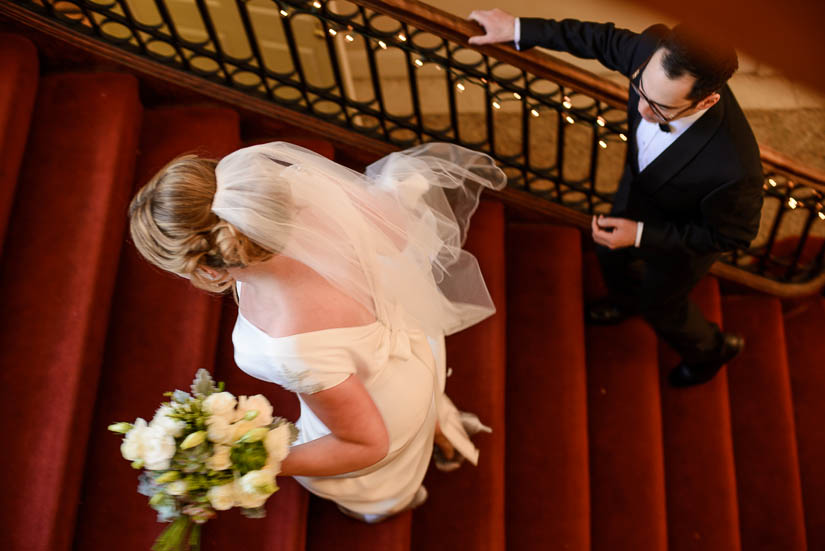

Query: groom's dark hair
[[659, 24, 738, 101]]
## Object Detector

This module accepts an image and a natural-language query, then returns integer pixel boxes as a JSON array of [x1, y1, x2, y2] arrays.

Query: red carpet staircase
[[1, 33, 824, 551]]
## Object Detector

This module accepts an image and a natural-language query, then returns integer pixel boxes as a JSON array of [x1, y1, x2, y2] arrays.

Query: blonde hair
[[128, 154, 275, 293]]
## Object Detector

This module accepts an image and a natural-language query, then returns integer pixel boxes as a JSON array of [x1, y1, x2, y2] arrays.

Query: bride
[[128, 141, 505, 522]]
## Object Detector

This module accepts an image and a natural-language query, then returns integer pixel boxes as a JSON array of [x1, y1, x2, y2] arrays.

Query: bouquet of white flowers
[[109, 369, 296, 551]]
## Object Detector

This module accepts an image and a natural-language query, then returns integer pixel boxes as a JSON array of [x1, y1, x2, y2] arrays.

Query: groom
[[469, 11, 764, 387]]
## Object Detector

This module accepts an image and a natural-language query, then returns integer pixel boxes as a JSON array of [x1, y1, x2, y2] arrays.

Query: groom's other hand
[[592, 215, 638, 250], [468, 9, 516, 45]]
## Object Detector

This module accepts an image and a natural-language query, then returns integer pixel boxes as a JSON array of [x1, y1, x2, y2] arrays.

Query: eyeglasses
[[630, 53, 698, 123]]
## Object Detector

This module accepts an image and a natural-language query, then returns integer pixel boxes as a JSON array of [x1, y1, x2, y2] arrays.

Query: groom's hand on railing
[[467, 9, 516, 45], [591, 215, 638, 250]]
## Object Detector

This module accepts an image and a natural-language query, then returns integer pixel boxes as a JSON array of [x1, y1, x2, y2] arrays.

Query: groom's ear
[[696, 92, 721, 111]]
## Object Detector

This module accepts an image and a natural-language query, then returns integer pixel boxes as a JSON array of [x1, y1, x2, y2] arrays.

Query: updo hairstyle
[[128, 154, 274, 293]]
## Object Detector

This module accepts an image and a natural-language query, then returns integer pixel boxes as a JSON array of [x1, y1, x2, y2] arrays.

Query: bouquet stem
[[152, 516, 200, 551]]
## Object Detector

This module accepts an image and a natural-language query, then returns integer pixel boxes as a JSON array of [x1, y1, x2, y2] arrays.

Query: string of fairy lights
[[279, 0, 825, 223], [276, 1, 631, 149]]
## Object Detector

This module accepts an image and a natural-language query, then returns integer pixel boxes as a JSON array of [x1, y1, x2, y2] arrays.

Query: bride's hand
[[467, 9, 516, 46]]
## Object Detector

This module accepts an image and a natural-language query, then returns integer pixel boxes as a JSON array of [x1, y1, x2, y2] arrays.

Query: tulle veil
[[211, 141, 506, 337]]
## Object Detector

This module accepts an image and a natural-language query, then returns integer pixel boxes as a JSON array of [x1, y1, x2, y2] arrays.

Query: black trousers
[[596, 245, 722, 364]]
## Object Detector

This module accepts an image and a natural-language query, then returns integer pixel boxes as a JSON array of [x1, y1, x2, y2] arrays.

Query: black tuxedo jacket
[[519, 18, 764, 265]]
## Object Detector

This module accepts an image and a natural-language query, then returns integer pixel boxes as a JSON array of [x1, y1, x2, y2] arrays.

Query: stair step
[[722, 295, 806, 550], [783, 296, 825, 550], [307, 497, 412, 551], [204, 298, 308, 551], [412, 200, 507, 551], [658, 277, 741, 551], [0, 72, 141, 551], [587, 318, 668, 551], [72, 106, 240, 550], [0, 34, 38, 256], [505, 223, 590, 550]]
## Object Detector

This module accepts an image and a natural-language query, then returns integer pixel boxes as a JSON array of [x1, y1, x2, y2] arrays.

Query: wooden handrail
[[355, 0, 629, 109], [760, 145, 825, 193], [2, 0, 823, 297]]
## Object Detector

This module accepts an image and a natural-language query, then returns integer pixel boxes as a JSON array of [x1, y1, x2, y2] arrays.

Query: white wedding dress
[[233, 283, 477, 518], [212, 141, 506, 519]]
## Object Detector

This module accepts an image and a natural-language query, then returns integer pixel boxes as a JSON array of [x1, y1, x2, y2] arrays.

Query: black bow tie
[[658, 123, 672, 133]]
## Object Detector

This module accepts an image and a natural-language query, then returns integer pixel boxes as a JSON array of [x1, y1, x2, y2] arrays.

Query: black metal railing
[[8, 0, 825, 290]]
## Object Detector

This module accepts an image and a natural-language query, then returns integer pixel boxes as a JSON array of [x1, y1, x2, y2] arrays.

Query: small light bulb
[[562, 96, 572, 109], [565, 115, 575, 124], [531, 109, 540, 117], [414, 59, 423, 67], [481, 78, 488, 84], [313, 0, 321, 7], [378, 40, 387, 49], [769, 178, 777, 187], [596, 117, 605, 127], [397, 33, 407, 42], [328, 28, 337, 36], [345, 34, 354, 42], [456, 82, 465, 91], [819, 211, 825, 220], [279, 9, 288, 17], [598, 140, 607, 149], [492, 101, 501, 110], [513, 92, 521, 100], [619, 133, 627, 142], [788, 197, 798, 209], [788, 180, 795, 188]]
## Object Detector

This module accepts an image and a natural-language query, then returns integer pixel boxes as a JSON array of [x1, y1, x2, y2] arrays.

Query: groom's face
[[636, 48, 699, 123]]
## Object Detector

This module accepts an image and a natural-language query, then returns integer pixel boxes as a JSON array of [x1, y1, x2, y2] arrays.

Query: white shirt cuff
[[634, 221, 644, 248], [514, 17, 521, 50]]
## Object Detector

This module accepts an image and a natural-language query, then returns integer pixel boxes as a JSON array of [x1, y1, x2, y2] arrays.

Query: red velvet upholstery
[[504, 223, 590, 550], [723, 296, 806, 550], [0, 72, 142, 551], [0, 34, 38, 256], [587, 317, 668, 551], [73, 106, 239, 550], [412, 200, 507, 551], [658, 277, 741, 551], [203, 298, 308, 551], [784, 297, 825, 550]]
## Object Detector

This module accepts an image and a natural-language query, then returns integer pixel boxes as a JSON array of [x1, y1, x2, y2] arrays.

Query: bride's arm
[[278, 375, 389, 477]]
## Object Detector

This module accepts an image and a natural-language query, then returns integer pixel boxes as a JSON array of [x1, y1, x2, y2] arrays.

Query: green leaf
[[190, 369, 217, 398]]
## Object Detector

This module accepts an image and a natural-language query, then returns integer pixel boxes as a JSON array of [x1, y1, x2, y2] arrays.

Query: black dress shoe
[[668, 332, 745, 388], [586, 298, 630, 326]]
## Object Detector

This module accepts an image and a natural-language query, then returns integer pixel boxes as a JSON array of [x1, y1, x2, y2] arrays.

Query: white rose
[[142, 425, 177, 471], [207, 445, 233, 471], [150, 405, 186, 438], [207, 482, 236, 511], [166, 479, 188, 496], [239, 469, 277, 496], [231, 420, 258, 443], [236, 395, 273, 427], [264, 424, 292, 470], [203, 392, 237, 418], [235, 471, 276, 509], [234, 486, 268, 509], [206, 416, 235, 446], [120, 418, 149, 462]]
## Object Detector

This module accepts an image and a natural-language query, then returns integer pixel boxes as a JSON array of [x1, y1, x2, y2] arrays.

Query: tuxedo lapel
[[634, 89, 727, 193]]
